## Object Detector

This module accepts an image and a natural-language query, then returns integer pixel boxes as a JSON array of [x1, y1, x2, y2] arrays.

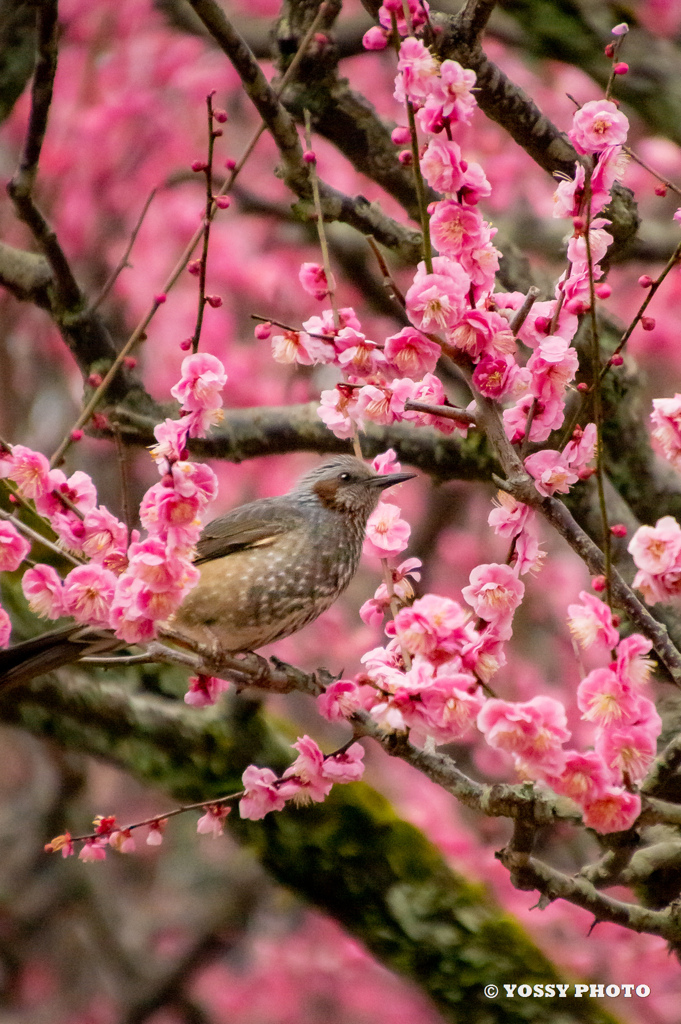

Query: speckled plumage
[[172, 455, 414, 651]]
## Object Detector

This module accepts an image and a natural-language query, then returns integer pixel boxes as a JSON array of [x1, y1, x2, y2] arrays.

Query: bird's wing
[[194, 497, 305, 564]]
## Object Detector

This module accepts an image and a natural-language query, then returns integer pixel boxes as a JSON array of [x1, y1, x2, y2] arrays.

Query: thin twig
[[403, 398, 476, 426], [90, 189, 157, 312]]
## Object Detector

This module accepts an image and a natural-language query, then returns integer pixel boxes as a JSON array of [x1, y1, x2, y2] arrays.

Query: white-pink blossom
[[363, 502, 411, 558], [568, 100, 629, 155], [567, 591, 620, 649]]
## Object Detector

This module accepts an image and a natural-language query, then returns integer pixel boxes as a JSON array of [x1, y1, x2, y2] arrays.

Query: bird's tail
[[0, 625, 120, 691]]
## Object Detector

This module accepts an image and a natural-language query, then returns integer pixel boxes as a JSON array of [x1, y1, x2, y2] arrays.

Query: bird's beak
[[369, 471, 417, 490]]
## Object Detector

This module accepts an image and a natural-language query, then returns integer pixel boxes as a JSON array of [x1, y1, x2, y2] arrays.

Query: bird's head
[[297, 455, 415, 520]]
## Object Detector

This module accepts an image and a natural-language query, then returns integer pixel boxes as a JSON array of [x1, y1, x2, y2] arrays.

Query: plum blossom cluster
[[46, 736, 365, 857], [303, 37, 618, 499], [318, 562, 525, 748], [110, 351, 225, 644], [475, 595, 658, 835], [2, 352, 226, 649], [239, 736, 365, 820]]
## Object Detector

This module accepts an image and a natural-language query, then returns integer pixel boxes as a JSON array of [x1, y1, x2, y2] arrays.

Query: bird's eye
[[339, 472, 351, 482]]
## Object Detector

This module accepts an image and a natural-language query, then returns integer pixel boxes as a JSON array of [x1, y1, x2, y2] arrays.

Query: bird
[[0, 455, 415, 689]]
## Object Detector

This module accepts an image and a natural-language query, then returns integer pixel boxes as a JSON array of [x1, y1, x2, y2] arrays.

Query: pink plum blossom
[[7, 445, 50, 499], [139, 482, 201, 536], [383, 327, 441, 378], [488, 492, 532, 539], [239, 765, 288, 820], [170, 461, 218, 502], [477, 695, 570, 768], [549, 750, 614, 805], [576, 667, 642, 727], [628, 516, 681, 574], [459, 161, 492, 204], [567, 591, 620, 649], [355, 385, 400, 427], [363, 25, 388, 49], [393, 37, 439, 106], [364, 502, 411, 558], [0, 521, 31, 571], [284, 736, 334, 804], [359, 557, 421, 626], [462, 563, 524, 629], [472, 353, 521, 399], [416, 59, 477, 132], [196, 804, 231, 836], [184, 674, 230, 707], [420, 136, 466, 194], [79, 838, 107, 862], [151, 418, 189, 465], [581, 788, 640, 834], [448, 309, 514, 360], [651, 394, 681, 469], [62, 564, 117, 628], [35, 469, 97, 523], [512, 519, 546, 576], [371, 449, 402, 476], [595, 718, 660, 784], [299, 262, 329, 300], [110, 577, 158, 645], [568, 100, 629, 155], [527, 335, 579, 403], [317, 680, 363, 722], [430, 200, 485, 258], [553, 164, 585, 219], [524, 449, 579, 497], [417, 674, 485, 743], [271, 329, 331, 365], [563, 423, 597, 470], [321, 743, 365, 782], [616, 634, 654, 688], [0, 606, 11, 648], [21, 564, 65, 620], [81, 507, 129, 564], [566, 222, 613, 267], [378, 0, 430, 35], [405, 258, 470, 332], [390, 594, 470, 658], [170, 352, 227, 413], [317, 386, 362, 440]]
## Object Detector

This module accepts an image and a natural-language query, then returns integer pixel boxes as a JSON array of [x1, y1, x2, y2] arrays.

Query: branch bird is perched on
[[0, 456, 415, 688]]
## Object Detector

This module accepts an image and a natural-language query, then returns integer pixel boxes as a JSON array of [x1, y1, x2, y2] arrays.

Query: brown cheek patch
[[313, 478, 340, 508]]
